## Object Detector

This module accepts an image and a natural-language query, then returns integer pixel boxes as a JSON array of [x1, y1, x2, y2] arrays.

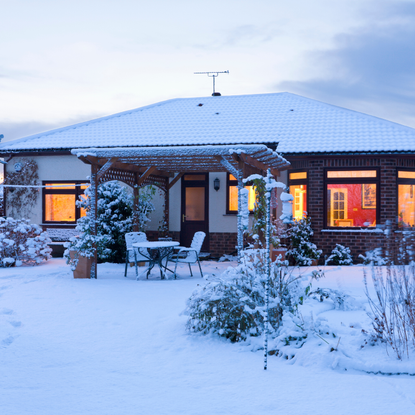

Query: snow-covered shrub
[[285, 216, 322, 266], [0, 217, 52, 267], [184, 249, 310, 342], [325, 244, 353, 265], [68, 181, 133, 264], [65, 182, 156, 266], [364, 264, 415, 359], [359, 247, 388, 266]]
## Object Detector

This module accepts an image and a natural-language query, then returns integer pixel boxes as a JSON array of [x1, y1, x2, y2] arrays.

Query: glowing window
[[289, 185, 307, 220], [398, 171, 415, 179], [327, 170, 377, 178], [327, 183, 376, 227], [289, 172, 307, 180], [43, 181, 89, 223], [398, 171, 415, 227], [289, 171, 308, 220], [228, 174, 256, 212]]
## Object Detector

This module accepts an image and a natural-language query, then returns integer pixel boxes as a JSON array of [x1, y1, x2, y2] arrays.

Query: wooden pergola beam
[[97, 157, 118, 180], [167, 172, 184, 190], [137, 166, 157, 187]]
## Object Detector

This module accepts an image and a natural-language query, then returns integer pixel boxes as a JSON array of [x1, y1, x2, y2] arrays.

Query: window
[[227, 174, 256, 213], [398, 170, 415, 227], [289, 171, 308, 220], [43, 181, 89, 223], [325, 170, 378, 228]]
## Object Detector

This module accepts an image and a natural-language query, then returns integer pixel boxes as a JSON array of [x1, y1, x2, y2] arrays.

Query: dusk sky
[[1, 0, 415, 141]]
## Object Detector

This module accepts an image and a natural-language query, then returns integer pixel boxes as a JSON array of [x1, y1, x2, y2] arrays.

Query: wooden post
[[133, 172, 140, 232], [237, 171, 244, 262], [165, 177, 170, 236], [90, 164, 98, 279]]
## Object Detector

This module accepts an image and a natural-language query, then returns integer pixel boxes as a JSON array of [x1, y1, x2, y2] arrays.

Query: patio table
[[132, 241, 179, 280]]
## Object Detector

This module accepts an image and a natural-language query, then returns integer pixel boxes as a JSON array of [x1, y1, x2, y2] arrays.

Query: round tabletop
[[132, 241, 180, 249]]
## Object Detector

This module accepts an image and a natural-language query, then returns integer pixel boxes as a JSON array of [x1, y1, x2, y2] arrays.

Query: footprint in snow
[[1, 336, 15, 347]]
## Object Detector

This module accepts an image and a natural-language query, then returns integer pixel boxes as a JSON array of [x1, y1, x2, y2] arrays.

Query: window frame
[[42, 180, 89, 224], [288, 169, 309, 220], [396, 168, 415, 228], [324, 167, 380, 229]]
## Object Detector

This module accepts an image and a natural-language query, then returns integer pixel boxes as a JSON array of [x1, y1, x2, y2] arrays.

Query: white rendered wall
[[5, 155, 90, 224], [168, 175, 181, 232]]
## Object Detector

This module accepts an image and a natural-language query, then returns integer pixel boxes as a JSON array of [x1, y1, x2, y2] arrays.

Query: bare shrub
[[364, 264, 415, 359]]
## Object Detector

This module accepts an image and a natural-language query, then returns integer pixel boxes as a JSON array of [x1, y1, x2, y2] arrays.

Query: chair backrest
[[190, 231, 205, 255], [125, 232, 147, 250]]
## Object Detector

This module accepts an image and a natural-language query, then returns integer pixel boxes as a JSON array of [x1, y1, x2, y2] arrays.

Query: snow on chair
[[169, 231, 205, 278], [124, 232, 149, 277]]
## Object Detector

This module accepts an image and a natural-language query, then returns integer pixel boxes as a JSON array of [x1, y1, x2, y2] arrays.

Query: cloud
[[192, 23, 282, 50], [276, 1, 415, 127], [0, 115, 98, 142]]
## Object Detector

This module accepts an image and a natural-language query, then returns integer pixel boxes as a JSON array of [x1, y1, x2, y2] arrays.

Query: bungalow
[[1, 92, 415, 261]]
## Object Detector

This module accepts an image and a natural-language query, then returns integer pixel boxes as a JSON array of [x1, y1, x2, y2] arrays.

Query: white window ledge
[[321, 228, 384, 233]]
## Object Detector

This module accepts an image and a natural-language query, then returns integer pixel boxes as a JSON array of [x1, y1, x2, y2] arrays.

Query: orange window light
[[327, 170, 377, 178], [289, 172, 307, 180]]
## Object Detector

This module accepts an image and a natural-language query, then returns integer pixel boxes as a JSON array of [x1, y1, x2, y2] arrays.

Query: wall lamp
[[213, 177, 220, 191]]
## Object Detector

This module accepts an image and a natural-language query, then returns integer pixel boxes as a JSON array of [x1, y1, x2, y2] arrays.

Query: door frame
[[180, 173, 209, 251]]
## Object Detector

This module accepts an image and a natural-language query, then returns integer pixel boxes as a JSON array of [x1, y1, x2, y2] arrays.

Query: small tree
[[286, 216, 322, 266], [65, 182, 156, 266]]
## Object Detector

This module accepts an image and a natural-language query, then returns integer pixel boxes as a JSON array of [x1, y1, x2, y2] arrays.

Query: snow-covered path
[[1, 260, 414, 415]]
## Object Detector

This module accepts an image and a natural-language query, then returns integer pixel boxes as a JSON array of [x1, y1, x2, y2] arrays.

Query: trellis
[[72, 144, 290, 278]]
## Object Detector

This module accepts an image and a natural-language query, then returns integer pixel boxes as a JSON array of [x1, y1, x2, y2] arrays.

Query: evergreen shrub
[[184, 249, 310, 342], [325, 244, 353, 265]]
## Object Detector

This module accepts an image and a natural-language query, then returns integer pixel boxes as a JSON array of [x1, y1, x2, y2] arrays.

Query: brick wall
[[289, 156, 413, 262], [209, 232, 238, 258]]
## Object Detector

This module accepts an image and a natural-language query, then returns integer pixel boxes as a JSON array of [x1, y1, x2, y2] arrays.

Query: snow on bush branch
[[184, 249, 322, 343], [0, 217, 52, 267]]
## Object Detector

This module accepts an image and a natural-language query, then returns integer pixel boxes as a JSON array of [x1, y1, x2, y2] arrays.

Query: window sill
[[223, 213, 254, 216], [321, 228, 384, 233]]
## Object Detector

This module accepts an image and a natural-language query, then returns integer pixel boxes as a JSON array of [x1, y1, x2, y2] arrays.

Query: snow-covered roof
[[1, 92, 415, 154]]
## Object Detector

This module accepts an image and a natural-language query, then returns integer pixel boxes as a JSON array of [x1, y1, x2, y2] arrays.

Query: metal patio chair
[[124, 232, 149, 277], [168, 231, 205, 278]]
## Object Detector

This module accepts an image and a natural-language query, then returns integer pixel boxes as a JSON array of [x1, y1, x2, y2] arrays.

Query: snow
[[1, 92, 415, 154], [1, 260, 415, 414]]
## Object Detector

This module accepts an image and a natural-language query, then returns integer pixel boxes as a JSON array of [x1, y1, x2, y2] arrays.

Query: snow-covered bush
[[285, 216, 322, 266], [66, 182, 133, 264], [364, 264, 415, 359], [325, 244, 353, 265], [359, 247, 388, 266], [65, 182, 156, 266], [0, 217, 52, 267], [184, 249, 310, 342]]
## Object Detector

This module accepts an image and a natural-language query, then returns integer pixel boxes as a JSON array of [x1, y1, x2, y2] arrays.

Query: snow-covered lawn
[[1, 259, 414, 415]]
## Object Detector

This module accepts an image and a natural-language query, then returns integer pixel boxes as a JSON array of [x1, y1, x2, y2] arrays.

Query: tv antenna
[[194, 70, 229, 96]]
